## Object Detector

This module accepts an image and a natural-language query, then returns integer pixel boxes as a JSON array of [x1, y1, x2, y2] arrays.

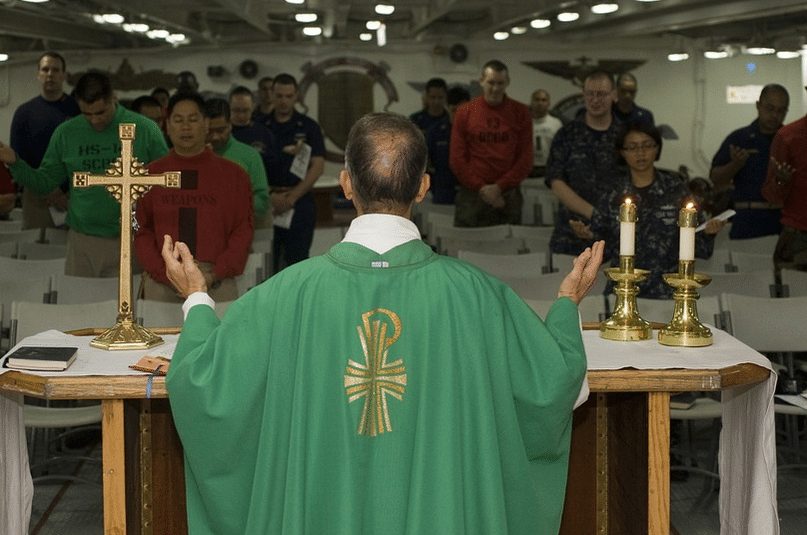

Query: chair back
[[10, 300, 118, 345], [309, 227, 346, 256], [50, 274, 121, 304], [235, 252, 266, 295], [0, 228, 41, 244], [699, 271, 775, 298], [500, 272, 567, 301], [442, 237, 524, 257], [725, 235, 778, 255], [729, 251, 774, 273], [0, 241, 17, 258], [17, 242, 67, 260], [459, 251, 547, 279], [780, 269, 807, 297], [136, 299, 184, 328], [698, 248, 732, 273], [721, 293, 807, 352], [0, 256, 65, 280]]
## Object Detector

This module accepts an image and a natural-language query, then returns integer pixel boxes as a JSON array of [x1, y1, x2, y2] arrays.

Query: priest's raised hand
[[557, 240, 605, 304], [161, 234, 208, 298]]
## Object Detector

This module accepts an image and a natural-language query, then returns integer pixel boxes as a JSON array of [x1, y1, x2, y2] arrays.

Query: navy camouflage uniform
[[590, 169, 715, 299], [546, 118, 621, 255]]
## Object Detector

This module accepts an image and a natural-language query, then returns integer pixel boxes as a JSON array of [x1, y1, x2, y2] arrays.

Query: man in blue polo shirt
[[265, 73, 325, 271], [710, 84, 789, 239]]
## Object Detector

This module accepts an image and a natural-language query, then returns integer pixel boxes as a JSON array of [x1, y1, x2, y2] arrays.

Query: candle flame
[[624, 197, 632, 205], [685, 202, 695, 210]]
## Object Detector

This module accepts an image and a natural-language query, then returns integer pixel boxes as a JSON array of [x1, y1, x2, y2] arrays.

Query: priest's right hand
[[161, 235, 208, 298], [557, 240, 605, 305]]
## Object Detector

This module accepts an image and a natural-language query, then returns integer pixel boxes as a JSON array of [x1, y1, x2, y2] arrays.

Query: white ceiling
[[0, 0, 806, 54]]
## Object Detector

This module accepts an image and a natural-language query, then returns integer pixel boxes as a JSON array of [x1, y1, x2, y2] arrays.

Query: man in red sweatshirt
[[449, 60, 533, 227]]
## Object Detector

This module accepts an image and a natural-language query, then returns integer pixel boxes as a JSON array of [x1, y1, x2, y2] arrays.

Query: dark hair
[[447, 86, 471, 106], [272, 73, 298, 89], [166, 92, 205, 117], [481, 60, 508, 76], [258, 76, 274, 85], [584, 70, 615, 90], [151, 87, 169, 98], [73, 71, 113, 103], [229, 85, 254, 100], [425, 78, 448, 92], [345, 113, 427, 212], [131, 95, 161, 113], [38, 51, 66, 72], [204, 98, 230, 121], [759, 83, 789, 103], [615, 121, 663, 164]]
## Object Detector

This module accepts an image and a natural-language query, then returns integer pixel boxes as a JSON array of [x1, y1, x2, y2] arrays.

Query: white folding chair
[[0, 277, 52, 351], [0, 228, 41, 244], [441, 237, 524, 257], [17, 242, 67, 260], [458, 251, 547, 279], [252, 227, 274, 242], [0, 241, 17, 258], [729, 250, 774, 273], [0, 219, 22, 232], [309, 227, 346, 256], [235, 252, 266, 296], [725, 235, 779, 255], [0, 256, 65, 280], [780, 269, 807, 297], [432, 224, 511, 254], [50, 274, 121, 304], [698, 248, 733, 273], [699, 270, 775, 299], [499, 272, 568, 301], [42, 227, 68, 245], [136, 299, 184, 328]]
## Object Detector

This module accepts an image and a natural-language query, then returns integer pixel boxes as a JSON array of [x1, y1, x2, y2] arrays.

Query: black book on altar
[[4, 346, 79, 371]]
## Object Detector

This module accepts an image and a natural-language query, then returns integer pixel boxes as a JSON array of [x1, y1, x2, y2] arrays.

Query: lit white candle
[[678, 202, 697, 261], [619, 197, 636, 257]]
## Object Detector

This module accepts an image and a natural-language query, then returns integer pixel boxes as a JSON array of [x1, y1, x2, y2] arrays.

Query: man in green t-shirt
[[0, 72, 168, 277], [162, 112, 604, 535], [204, 98, 269, 226]]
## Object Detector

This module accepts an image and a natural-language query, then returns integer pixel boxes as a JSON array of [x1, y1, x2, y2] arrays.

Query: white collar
[[341, 213, 421, 254]]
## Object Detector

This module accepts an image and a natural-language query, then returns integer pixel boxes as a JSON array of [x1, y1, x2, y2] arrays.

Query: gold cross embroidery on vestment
[[344, 308, 407, 436]]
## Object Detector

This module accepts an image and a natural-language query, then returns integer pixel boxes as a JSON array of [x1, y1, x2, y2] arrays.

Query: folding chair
[[458, 251, 547, 279]]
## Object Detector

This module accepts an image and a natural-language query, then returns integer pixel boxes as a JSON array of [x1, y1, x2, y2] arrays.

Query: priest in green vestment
[[163, 112, 605, 535]]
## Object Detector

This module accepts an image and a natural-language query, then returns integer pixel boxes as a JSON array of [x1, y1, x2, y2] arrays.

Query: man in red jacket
[[449, 59, 532, 227]]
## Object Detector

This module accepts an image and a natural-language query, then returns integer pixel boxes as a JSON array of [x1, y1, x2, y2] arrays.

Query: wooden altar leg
[[102, 399, 126, 534], [647, 392, 670, 535]]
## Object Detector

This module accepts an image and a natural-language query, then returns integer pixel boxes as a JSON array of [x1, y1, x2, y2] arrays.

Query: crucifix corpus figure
[[72, 123, 180, 350]]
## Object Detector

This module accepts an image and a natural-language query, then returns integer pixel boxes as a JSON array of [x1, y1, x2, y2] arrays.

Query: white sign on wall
[[726, 85, 764, 104]]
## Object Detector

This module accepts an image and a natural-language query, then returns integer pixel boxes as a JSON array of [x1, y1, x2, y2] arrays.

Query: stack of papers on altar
[[3, 346, 78, 371]]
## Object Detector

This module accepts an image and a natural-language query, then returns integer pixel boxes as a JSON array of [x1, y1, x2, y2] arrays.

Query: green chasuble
[[167, 239, 587, 535]]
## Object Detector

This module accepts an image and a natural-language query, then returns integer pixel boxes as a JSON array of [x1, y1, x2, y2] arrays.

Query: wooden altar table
[[0, 328, 772, 535]]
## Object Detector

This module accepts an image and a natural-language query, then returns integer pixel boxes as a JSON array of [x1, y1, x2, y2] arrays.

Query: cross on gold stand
[[72, 123, 180, 350]]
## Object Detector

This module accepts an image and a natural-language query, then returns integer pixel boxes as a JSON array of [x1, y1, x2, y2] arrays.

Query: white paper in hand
[[696, 209, 735, 232], [289, 143, 312, 180], [273, 208, 294, 229]]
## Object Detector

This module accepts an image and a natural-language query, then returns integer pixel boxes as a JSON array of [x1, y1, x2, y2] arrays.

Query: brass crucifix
[[73, 123, 180, 350]]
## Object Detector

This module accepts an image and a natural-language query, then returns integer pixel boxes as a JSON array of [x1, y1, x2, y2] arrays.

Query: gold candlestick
[[600, 256, 652, 341], [658, 205, 713, 347]]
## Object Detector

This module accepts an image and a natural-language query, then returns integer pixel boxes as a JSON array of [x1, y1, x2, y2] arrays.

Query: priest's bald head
[[339, 113, 431, 216]]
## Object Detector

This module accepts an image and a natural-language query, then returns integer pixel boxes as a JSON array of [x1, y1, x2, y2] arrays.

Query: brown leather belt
[[734, 201, 778, 210]]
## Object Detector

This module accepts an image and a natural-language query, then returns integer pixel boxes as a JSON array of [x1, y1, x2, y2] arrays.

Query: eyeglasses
[[583, 90, 611, 100], [622, 142, 658, 152]]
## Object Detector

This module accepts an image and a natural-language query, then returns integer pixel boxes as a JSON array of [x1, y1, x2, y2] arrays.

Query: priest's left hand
[[161, 235, 208, 298], [557, 240, 605, 305]]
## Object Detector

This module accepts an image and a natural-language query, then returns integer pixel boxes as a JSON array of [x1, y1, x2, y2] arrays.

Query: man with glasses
[[547, 70, 621, 255], [712, 84, 789, 239], [0, 71, 167, 276]]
